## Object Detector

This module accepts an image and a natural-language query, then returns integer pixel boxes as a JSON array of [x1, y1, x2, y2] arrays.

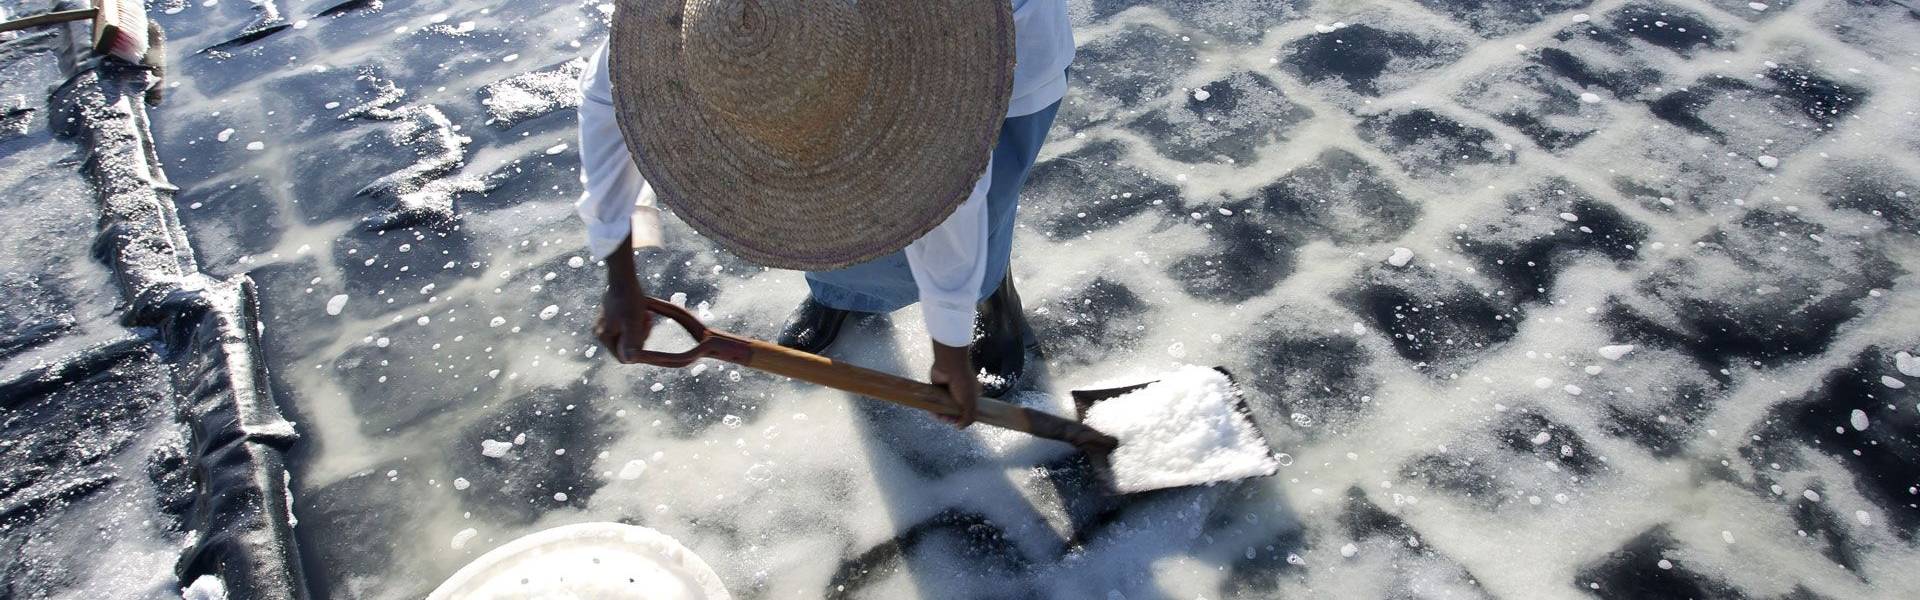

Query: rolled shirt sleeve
[[576, 40, 665, 259], [904, 159, 994, 348]]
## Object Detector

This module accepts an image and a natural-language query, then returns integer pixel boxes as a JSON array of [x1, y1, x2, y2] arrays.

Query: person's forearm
[[605, 235, 642, 293]]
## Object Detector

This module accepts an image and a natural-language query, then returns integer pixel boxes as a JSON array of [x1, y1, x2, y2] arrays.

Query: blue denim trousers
[[805, 100, 1062, 313]]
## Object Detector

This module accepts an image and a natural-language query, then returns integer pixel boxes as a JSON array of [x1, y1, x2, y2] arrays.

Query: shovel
[[625, 296, 1280, 494]]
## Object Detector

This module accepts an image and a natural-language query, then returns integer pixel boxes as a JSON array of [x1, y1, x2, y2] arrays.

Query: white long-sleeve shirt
[[576, 0, 1073, 347]]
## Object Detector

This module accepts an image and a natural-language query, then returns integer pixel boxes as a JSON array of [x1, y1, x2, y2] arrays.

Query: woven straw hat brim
[[609, 0, 1015, 271]]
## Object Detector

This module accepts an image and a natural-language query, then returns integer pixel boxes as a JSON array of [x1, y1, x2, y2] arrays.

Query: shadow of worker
[[811, 314, 1311, 599], [813, 313, 1084, 599]]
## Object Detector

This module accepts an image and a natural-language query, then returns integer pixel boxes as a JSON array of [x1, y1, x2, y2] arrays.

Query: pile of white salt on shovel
[[1081, 365, 1280, 493]]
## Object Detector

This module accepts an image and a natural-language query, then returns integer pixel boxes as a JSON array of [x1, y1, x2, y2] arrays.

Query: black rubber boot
[[972, 272, 1034, 398], [776, 296, 857, 354]]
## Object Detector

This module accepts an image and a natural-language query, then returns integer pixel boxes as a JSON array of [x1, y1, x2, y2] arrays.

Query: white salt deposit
[[1803, 490, 1821, 502], [325, 294, 348, 316], [544, 143, 568, 155], [216, 128, 234, 142], [567, 256, 585, 268], [453, 477, 470, 490], [538, 304, 560, 320], [1756, 155, 1779, 169], [1898, 352, 1920, 377], [1533, 377, 1554, 389], [245, 141, 265, 151], [450, 528, 478, 550], [1387, 247, 1414, 267], [1748, 2, 1769, 11], [428, 523, 730, 600], [1598, 345, 1635, 360], [480, 439, 513, 458], [1193, 89, 1211, 101], [1850, 410, 1870, 431], [1080, 365, 1278, 493], [182, 575, 228, 600], [1579, 93, 1601, 104], [619, 459, 648, 480], [1883, 376, 1907, 389]]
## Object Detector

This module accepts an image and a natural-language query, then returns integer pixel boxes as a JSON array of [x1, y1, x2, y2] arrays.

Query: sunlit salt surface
[[4, 0, 1912, 597]]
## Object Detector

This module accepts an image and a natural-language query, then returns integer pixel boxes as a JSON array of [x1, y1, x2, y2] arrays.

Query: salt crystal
[[1748, 2, 1768, 11], [1722, 531, 1736, 544], [451, 528, 478, 549], [490, 316, 507, 327], [1387, 247, 1414, 267], [503, 53, 520, 62], [1579, 93, 1601, 104], [1897, 352, 1920, 377], [480, 439, 513, 458], [1530, 431, 1552, 445], [325, 294, 349, 316], [1850, 409, 1870, 431], [1533, 377, 1554, 389], [216, 128, 235, 142], [1572, 13, 1591, 22], [1563, 384, 1583, 396], [539, 305, 560, 320], [245, 141, 265, 151], [1166, 342, 1187, 359], [649, 382, 666, 392], [553, 492, 568, 502], [1856, 510, 1872, 525], [1558, 212, 1579, 222], [1882, 376, 1906, 389], [1080, 366, 1277, 493], [568, 256, 586, 268], [1598, 345, 1635, 361], [182, 575, 226, 600], [1339, 543, 1358, 557], [545, 143, 568, 155], [1803, 490, 1820, 502], [1756, 155, 1779, 169], [1193, 89, 1211, 101], [1657, 559, 1673, 570], [453, 477, 470, 490], [619, 459, 648, 480]]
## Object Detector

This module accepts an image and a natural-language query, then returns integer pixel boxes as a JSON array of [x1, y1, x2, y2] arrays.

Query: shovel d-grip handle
[[628, 296, 1117, 454]]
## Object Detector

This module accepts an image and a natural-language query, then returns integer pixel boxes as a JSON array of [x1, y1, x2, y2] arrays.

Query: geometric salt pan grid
[[3, 0, 1917, 598]]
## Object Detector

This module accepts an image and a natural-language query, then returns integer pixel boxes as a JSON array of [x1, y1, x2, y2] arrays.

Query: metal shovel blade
[[1069, 367, 1280, 494]]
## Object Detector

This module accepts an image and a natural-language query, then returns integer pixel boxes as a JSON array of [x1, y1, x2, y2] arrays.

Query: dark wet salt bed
[[5, 0, 1920, 597]]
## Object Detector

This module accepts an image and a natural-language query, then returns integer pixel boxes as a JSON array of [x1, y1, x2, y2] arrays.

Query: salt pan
[[1080, 366, 1277, 493]]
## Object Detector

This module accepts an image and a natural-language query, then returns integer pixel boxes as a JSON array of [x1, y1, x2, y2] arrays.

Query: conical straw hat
[[609, 0, 1015, 271]]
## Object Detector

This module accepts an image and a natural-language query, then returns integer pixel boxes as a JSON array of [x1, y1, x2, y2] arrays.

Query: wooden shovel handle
[[632, 296, 1117, 453]]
